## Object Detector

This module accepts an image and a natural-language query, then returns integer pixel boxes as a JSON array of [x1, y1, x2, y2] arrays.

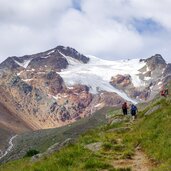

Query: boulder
[[85, 142, 102, 152]]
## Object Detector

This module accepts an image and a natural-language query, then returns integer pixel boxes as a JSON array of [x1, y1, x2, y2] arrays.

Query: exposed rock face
[[0, 57, 22, 70], [0, 46, 90, 130], [110, 75, 133, 88], [0, 70, 94, 129], [0, 46, 96, 130], [110, 74, 151, 100], [144, 54, 166, 70], [27, 54, 68, 71], [45, 71, 65, 94], [99, 92, 125, 106], [163, 64, 171, 77]]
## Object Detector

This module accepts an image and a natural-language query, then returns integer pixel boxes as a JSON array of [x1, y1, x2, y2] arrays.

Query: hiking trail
[[109, 114, 154, 171], [112, 148, 153, 171]]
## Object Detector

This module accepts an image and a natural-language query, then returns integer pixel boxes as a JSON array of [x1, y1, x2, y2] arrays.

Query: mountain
[[0, 46, 171, 133]]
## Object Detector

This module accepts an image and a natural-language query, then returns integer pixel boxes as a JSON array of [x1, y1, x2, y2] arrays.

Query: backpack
[[122, 103, 127, 109], [131, 105, 137, 111]]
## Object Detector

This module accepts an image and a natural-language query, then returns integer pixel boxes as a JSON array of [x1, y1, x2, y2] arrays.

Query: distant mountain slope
[[0, 101, 31, 155], [0, 101, 31, 133], [0, 45, 170, 133]]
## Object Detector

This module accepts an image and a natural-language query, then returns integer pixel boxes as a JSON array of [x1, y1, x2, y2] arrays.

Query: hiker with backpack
[[122, 102, 128, 115], [131, 104, 138, 120]]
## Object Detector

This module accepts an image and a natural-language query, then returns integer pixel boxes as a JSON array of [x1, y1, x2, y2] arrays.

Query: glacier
[[58, 54, 146, 104]]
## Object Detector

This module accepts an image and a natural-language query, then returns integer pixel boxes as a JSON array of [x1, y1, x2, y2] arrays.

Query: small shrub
[[102, 142, 113, 151], [25, 149, 39, 157]]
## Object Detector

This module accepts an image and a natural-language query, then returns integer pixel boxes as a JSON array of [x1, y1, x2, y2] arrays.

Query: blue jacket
[[131, 105, 137, 111]]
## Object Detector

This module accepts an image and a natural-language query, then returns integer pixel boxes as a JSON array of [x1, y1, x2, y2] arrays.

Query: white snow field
[[58, 54, 146, 104]]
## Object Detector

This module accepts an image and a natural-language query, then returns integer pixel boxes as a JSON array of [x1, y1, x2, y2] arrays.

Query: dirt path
[[132, 149, 153, 171], [112, 148, 153, 171]]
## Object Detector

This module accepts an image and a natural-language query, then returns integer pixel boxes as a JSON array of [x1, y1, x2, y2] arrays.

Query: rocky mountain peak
[[0, 57, 21, 70], [56, 46, 89, 64], [139, 54, 167, 73], [145, 54, 166, 66], [0, 45, 90, 71]]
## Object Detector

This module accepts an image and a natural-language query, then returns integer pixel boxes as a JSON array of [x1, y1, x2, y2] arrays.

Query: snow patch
[[47, 49, 55, 55], [52, 95, 59, 100], [22, 79, 33, 82], [94, 103, 103, 108], [14, 59, 32, 68], [58, 50, 82, 65], [144, 77, 151, 81], [158, 81, 162, 85], [17, 71, 23, 76], [67, 86, 74, 90]]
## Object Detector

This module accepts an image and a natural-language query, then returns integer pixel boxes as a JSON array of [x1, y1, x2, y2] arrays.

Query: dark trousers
[[131, 110, 136, 116], [122, 109, 127, 115]]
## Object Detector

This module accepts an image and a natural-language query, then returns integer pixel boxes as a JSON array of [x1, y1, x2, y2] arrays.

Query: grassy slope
[[0, 85, 171, 171], [124, 97, 171, 170], [0, 107, 111, 163]]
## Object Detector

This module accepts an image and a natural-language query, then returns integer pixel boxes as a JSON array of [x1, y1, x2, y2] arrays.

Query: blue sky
[[132, 18, 163, 34], [72, 0, 81, 11], [0, 0, 171, 63]]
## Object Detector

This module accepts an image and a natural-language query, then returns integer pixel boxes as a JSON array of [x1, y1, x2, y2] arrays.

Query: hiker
[[122, 102, 128, 115], [160, 84, 169, 97], [161, 89, 169, 97], [160, 90, 166, 97], [131, 104, 138, 120]]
